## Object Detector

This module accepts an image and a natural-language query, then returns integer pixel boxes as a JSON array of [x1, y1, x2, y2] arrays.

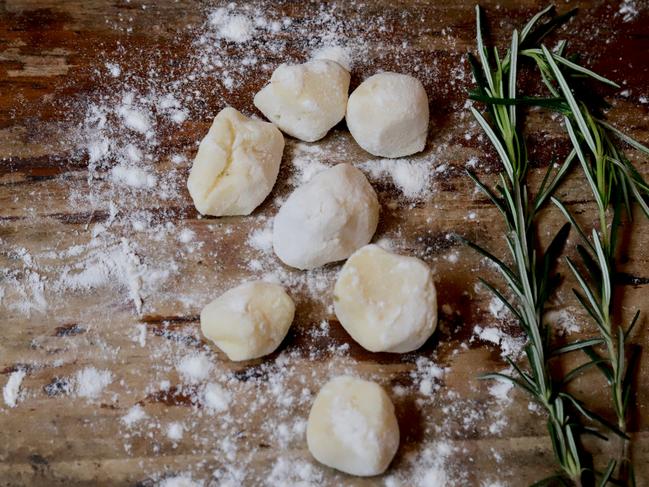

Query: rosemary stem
[[599, 209, 609, 254]]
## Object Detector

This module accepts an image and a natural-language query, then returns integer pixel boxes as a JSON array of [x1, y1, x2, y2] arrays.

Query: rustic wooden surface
[[1, 0, 648, 485]]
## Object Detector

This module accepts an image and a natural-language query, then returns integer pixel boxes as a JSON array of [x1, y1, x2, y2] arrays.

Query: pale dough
[[187, 107, 284, 216], [334, 244, 437, 353], [307, 376, 400, 476], [200, 281, 295, 361], [346, 72, 429, 158], [272, 164, 379, 270], [254, 59, 350, 142]]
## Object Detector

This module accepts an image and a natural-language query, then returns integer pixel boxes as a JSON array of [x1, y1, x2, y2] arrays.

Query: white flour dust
[[0, 1, 521, 485]]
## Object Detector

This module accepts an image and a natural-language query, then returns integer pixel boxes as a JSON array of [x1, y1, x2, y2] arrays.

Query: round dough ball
[[253, 60, 350, 142], [200, 281, 295, 361], [307, 376, 400, 476], [187, 107, 285, 216], [346, 72, 429, 158], [334, 244, 437, 353], [272, 164, 379, 270]]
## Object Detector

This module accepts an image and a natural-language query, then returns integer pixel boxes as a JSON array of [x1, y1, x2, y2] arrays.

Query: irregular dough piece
[[334, 244, 437, 353], [272, 164, 379, 270], [187, 107, 284, 216], [307, 376, 400, 476], [254, 59, 350, 142], [200, 281, 295, 361], [346, 72, 429, 158]]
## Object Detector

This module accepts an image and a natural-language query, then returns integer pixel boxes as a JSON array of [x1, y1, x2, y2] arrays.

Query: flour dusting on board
[[75, 367, 113, 399], [0, 0, 543, 484], [358, 157, 434, 199], [3, 370, 26, 408]]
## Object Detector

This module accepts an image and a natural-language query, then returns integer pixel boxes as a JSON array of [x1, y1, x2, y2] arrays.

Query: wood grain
[[1, 1, 648, 486]]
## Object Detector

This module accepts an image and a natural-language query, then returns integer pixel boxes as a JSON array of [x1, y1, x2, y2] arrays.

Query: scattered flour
[[358, 158, 433, 199], [58, 238, 150, 314], [3, 370, 26, 408], [247, 223, 273, 253], [488, 376, 514, 404], [178, 228, 196, 244], [268, 457, 323, 486], [384, 442, 456, 486], [472, 325, 525, 359], [75, 367, 113, 399], [203, 382, 231, 413], [118, 105, 152, 135], [2, 268, 47, 316], [619, 0, 639, 22], [134, 323, 147, 347], [158, 474, 202, 487], [0, 1, 548, 483], [411, 357, 446, 398], [445, 251, 459, 264], [105, 62, 121, 77], [488, 296, 506, 319], [546, 308, 581, 336], [122, 404, 148, 427], [111, 164, 157, 188], [289, 142, 330, 185], [177, 353, 213, 384], [209, 8, 255, 43], [167, 422, 184, 441]]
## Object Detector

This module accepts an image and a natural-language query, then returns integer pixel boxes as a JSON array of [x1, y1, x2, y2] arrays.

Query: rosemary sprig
[[465, 7, 596, 484], [529, 32, 649, 485], [465, 5, 649, 484]]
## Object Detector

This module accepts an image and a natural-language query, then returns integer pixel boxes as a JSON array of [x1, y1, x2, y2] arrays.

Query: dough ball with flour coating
[[187, 107, 284, 217], [307, 376, 400, 476], [272, 164, 379, 270], [254, 59, 350, 142], [334, 244, 437, 353], [346, 72, 429, 158], [200, 281, 295, 361]]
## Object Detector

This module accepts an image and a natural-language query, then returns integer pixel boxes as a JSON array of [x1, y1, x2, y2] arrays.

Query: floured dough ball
[[307, 376, 400, 476], [187, 107, 284, 216], [334, 244, 437, 353], [254, 60, 350, 142], [273, 164, 379, 270], [346, 72, 429, 158], [200, 281, 295, 361]]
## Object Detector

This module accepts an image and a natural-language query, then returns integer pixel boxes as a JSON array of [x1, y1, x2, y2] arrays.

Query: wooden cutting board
[[1, 0, 648, 485]]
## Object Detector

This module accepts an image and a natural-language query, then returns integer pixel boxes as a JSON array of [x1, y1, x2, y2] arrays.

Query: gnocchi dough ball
[[334, 244, 437, 353], [272, 164, 379, 270], [307, 376, 400, 477], [346, 72, 429, 158], [253, 59, 350, 142], [200, 281, 295, 361], [187, 107, 284, 216]]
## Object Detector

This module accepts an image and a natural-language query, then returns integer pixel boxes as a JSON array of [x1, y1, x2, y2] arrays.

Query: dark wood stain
[[43, 377, 72, 397], [617, 272, 649, 287], [140, 314, 200, 325], [53, 324, 86, 337], [141, 385, 200, 407]]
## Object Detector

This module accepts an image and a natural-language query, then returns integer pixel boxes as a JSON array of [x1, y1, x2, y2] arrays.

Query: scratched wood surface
[[1, 0, 648, 486]]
